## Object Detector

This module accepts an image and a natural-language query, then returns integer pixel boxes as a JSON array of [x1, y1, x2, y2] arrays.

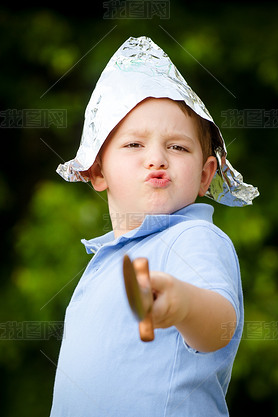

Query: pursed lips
[[145, 170, 171, 188]]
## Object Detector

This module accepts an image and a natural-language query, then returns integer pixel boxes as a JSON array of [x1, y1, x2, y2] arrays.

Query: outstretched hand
[[147, 272, 189, 329], [137, 269, 237, 352]]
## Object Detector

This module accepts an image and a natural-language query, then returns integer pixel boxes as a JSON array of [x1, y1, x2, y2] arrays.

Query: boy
[[51, 37, 259, 416]]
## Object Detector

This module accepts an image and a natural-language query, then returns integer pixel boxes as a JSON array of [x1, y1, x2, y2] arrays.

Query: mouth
[[145, 171, 171, 188]]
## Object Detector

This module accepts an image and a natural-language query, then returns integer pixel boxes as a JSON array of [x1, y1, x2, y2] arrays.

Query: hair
[[176, 101, 215, 164], [88, 99, 219, 175]]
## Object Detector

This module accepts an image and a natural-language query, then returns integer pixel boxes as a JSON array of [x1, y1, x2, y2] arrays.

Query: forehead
[[109, 97, 199, 140]]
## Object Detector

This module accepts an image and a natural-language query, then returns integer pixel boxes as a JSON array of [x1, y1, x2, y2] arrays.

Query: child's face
[[90, 98, 216, 234]]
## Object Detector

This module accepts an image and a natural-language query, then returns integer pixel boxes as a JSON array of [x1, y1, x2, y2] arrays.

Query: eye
[[169, 144, 188, 152], [124, 142, 142, 148]]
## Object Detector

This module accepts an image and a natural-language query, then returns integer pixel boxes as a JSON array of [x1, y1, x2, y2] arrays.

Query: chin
[[146, 205, 176, 216], [144, 197, 192, 216]]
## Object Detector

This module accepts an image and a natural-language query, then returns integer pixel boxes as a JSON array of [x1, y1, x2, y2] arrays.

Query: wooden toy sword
[[123, 254, 154, 342]]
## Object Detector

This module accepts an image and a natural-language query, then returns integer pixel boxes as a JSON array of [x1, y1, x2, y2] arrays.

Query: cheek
[[178, 160, 202, 187], [178, 156, 201, 174], [104, 161, 134, 192], [101, 154, 118, 178]]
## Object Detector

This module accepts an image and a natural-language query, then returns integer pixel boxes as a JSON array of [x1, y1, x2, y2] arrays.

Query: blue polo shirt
[[50, 203, 243, 417]]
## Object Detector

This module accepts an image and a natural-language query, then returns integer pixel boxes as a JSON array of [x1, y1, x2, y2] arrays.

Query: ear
[[88, 159, 108, 192], [198, 156, 218, 197]]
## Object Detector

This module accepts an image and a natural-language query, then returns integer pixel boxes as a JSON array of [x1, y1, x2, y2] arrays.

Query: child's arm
[[149, 272, 237, 352]]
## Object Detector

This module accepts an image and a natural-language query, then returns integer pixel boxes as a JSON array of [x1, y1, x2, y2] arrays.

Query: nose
[[144, 146, 168, 169]]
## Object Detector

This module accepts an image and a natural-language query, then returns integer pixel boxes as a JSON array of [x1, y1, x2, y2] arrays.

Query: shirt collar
[[81, 203, 214, 254]]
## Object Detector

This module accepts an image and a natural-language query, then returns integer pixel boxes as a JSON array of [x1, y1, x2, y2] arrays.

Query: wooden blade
[[123, 255, 154, 342], [123, 254, 145, 321]]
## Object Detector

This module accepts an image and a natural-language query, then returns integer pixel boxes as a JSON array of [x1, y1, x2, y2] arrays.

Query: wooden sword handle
[[132, 257, 154, 342]]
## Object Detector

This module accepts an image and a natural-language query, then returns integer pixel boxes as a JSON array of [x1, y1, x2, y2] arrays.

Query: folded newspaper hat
[[56, 36, 259, 207]]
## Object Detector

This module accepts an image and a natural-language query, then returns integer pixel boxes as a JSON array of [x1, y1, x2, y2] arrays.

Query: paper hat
[[57, 36, 259, 207]]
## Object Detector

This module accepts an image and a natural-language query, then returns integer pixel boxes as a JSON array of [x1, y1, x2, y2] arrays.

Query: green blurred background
[[1, 1, 278, 415]]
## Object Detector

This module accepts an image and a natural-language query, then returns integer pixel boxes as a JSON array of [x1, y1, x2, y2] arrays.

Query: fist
[[148, 272, 188, 329]]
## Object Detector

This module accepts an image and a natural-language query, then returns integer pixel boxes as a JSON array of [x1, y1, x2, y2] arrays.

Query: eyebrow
[[121, 129, 195, 143]]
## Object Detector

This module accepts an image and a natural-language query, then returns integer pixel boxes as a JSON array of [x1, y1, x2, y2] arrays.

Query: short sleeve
[[163, 222, 241, 327]]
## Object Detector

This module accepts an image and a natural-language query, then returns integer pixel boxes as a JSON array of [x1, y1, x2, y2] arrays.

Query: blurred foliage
[[1, 2, 278, 416]]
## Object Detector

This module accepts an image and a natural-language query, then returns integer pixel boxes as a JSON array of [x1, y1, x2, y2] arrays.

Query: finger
[[149, 271, 173, 293], [133, 258, 151, 290], [150, 286, 173, 328]]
